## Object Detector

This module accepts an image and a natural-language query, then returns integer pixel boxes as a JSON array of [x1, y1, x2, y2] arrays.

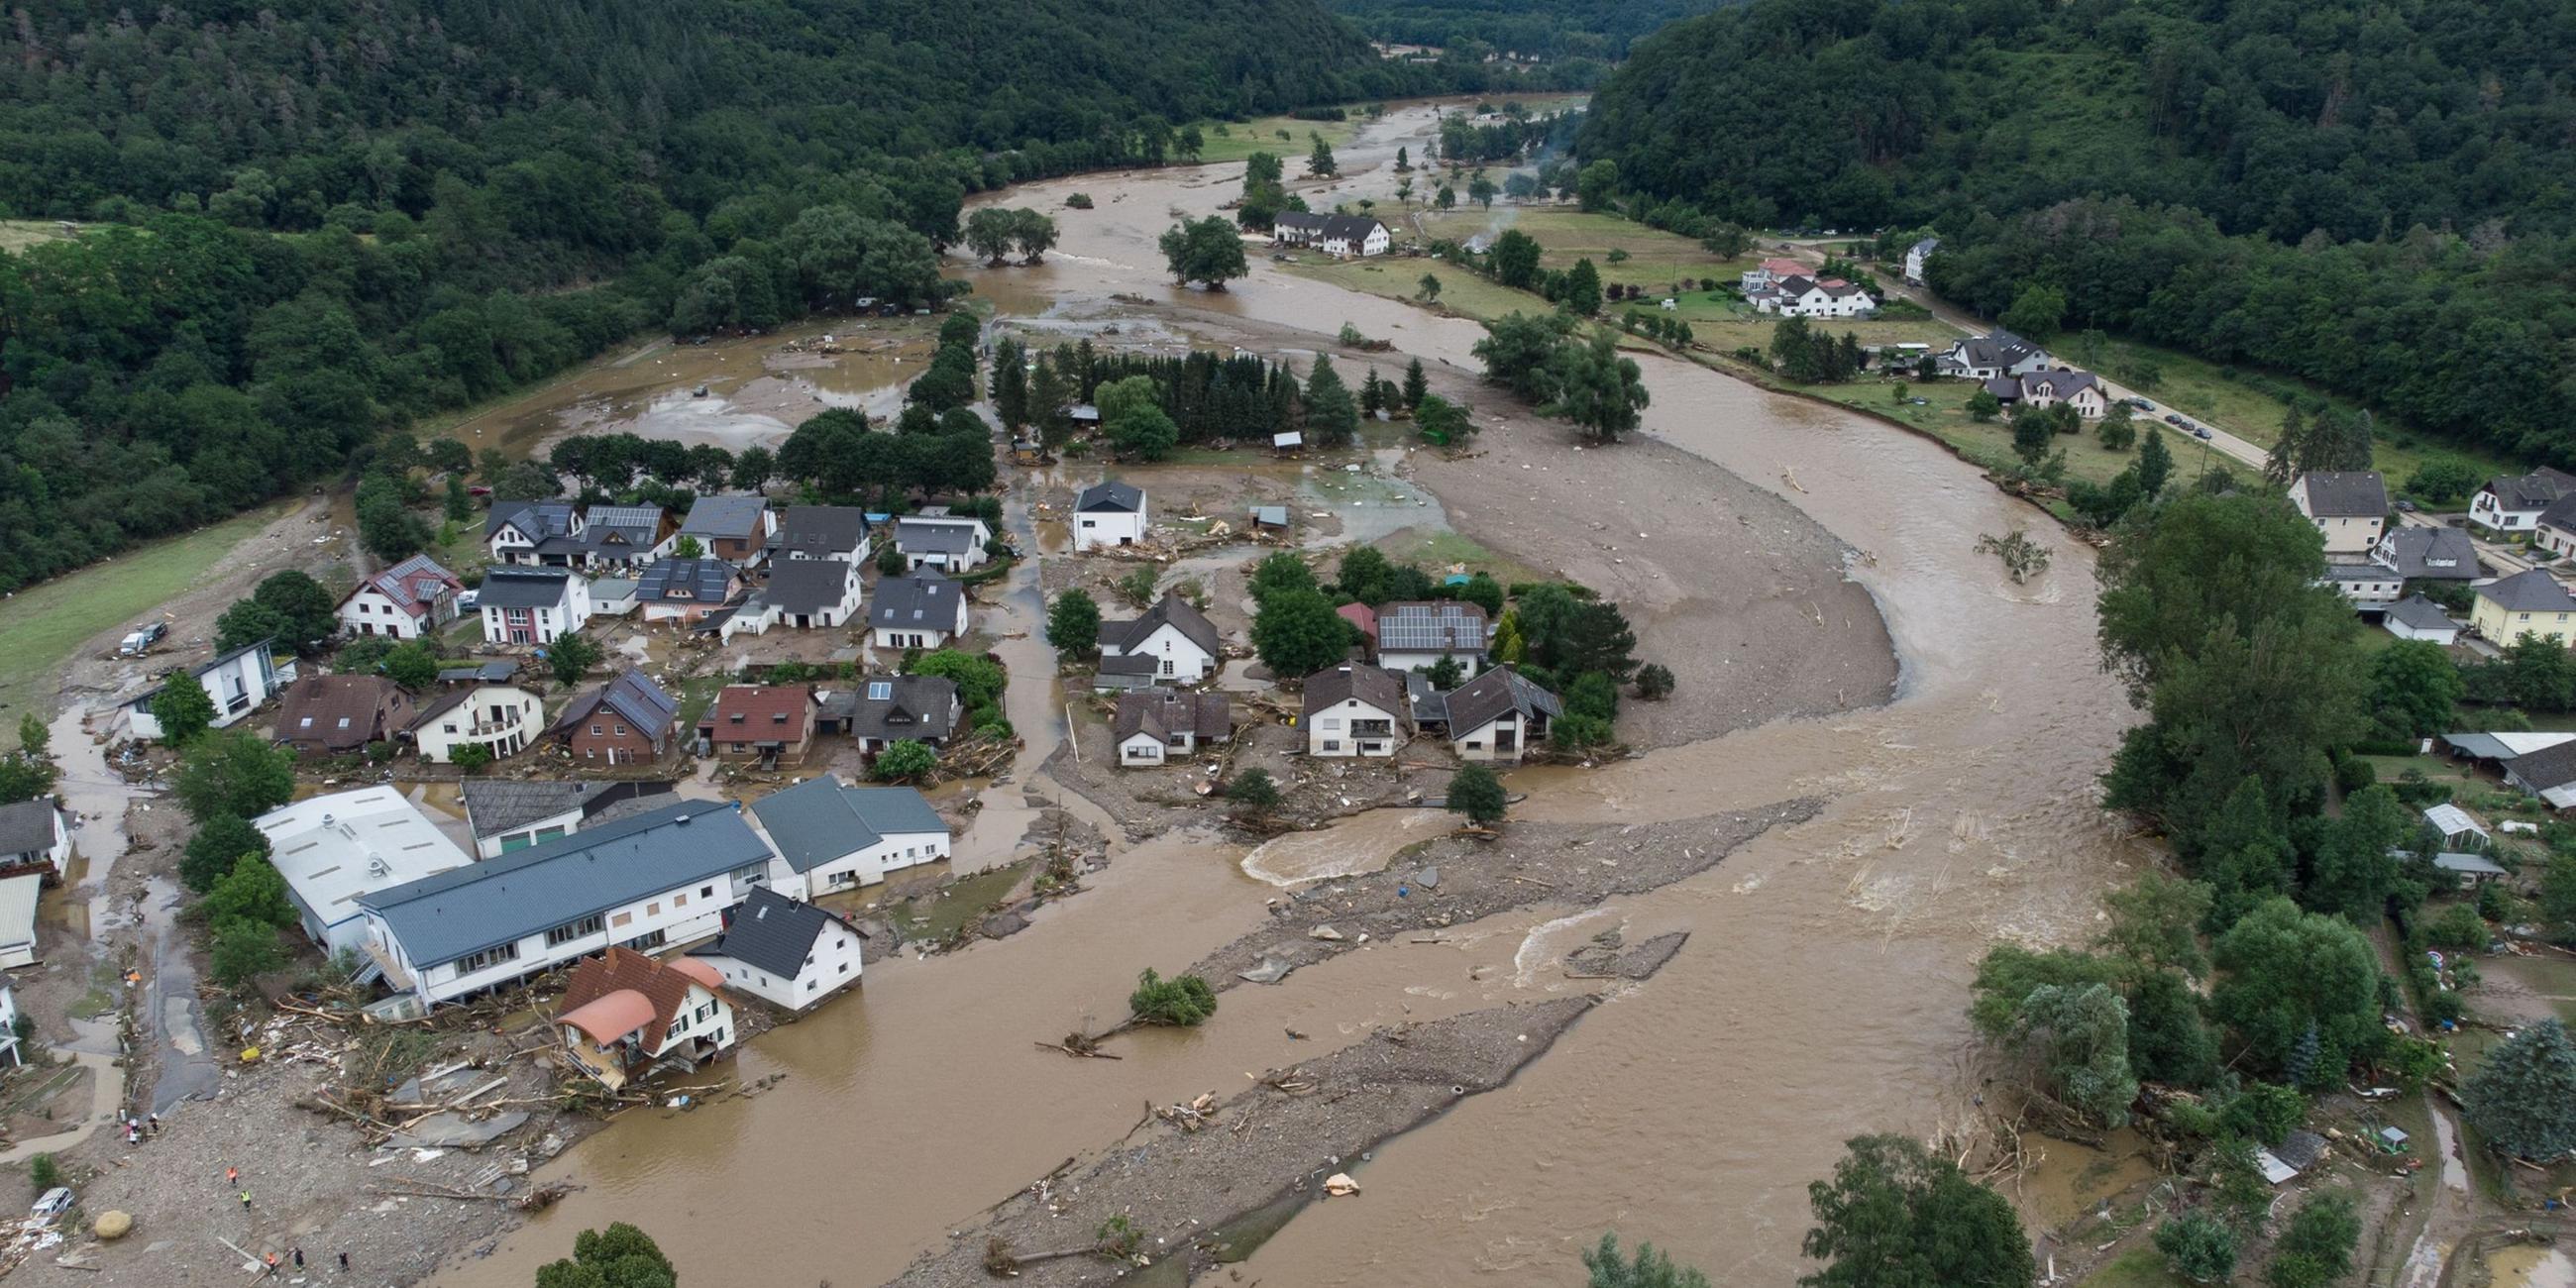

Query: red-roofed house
[[1739, 258, 1809, 294], [697, 685, 819, 767], [555, 946, 735, 1090], [335, 555, 466, 641], [1337, 602, 1378, 652]]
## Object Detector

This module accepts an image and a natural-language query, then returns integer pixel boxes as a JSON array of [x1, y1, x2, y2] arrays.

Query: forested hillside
[[0, 0, 1472, 593], [1327, 0, 1726, 62], [1578, 0, 2576, 465]]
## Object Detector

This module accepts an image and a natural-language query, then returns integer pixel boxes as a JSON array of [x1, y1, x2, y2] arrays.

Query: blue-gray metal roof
[[749, 776, 882, 874], [359, 801, 770, 967], [682, 494, 771, 538], [870, 574, 959, 628], [842, 786, 946, 836]]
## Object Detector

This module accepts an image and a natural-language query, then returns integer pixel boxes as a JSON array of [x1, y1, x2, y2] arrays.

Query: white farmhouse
[[478, 567, 592, 645], [0, 798, 70, 877], [1097, 593, 1222, 688], [123, 639, 294, 741], [336, 555, 465, 640], [1300, 663, 1410, 758], [1750, 273, 1876, 319], [1272, 212, 1392, 257], [747, 776, 951, 899], [690, 887, 865, 1013], [256, 787, 475, 955], [1443, 666, 1562, 765], [1072, 481, 1149, 551]]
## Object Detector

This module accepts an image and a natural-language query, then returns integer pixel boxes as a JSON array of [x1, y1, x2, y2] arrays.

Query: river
[[431, 102, 2144, 1287]]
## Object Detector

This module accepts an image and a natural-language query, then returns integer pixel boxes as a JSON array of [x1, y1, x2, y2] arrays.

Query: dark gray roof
[[1276, 212, 1388, 242], [765, 559, 858, 614], [598, 669, 680, 732], [691, 887, 851, 980], [486, 500, 577, 540], [1103, 593, 1222, 659], [1375, 601, 1487, 653], [360, 802, 771, 967], [2509, 739, 2576, 792], [1097, 652, 1159, 677], [461, 780, 608, 838], [775, 505, 871, 559], [870, 574, 961, 629], [476, 567, 579, 609], [895, 518, 982, 556], [636, 558, 737, 603], [2484, 468, 2576, 512], [681, 494, 771, 539], [0, 799, 60, 857], [1405, 671, 1449, 725], [750, 777, 944, 874], [1112, 690, 1231, 743], [1301, 663, 1410, 722], [2326, 562, 2393, 583], [437, 660, 521, 685], [2479, 569, 2576, 613], [2298, 471, 2389, 519], [2019, 369, 2100, 400], [1075, 481, 1145, 513], [2273, 1129, 2329, 1172], [1946, 330, 2045, 370], [1442, 666, 1562, 735], [2384, 594, 2456, 631], [2376, 527, 2478, 580], [849, 675, 958, 743]]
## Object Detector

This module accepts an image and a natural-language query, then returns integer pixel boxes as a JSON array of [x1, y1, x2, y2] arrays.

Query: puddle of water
[[1240, 808, 1449, 886], [2015, 1129, 2159, 1231], [2490, 1245, 2576, 1288]]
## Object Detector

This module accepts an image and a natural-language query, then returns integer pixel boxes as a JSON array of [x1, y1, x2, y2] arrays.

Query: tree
[[2097, 411, 2137, 453], [181, 814, 270, 894], [1130, 968, 1218, 1025], [151, 677, 220, 745], [1047, 590, 1102, 656], [1011, 208, 1058, 264], [549, 632, 602, 686], [1468, 171, 1497, 209], [2462, 1019, 2576, 1159], [2010, 983, 2139, 1126], [1252, 589, 1352, 677], [1418, 273, 1443, 302], [172, 730, 296, 823], [1303, 356, 1360, 448], [2406, 458, 2481, 505], [1158, 217, 1247, 289], [1099, 375, 1179, 461], [1436, 183, 1455, 211], [1228, 767, 1280, 814], [1448, 763, 1507, 827], [1402, 358, 1430, 409], [2303, 783, 2412, 921], [208, 918, 287, 988], [962, 207, 1017, 265], [536, 1223, 676, 1288], [2369, 639, 2461, 740], [873, 739, 937, 783], [911, 650, 1006, 708], [1548, 329, 1649, 443], [2136, 427, 2174, 500], [382, 641, 439, 690], [218, 570, 341, 654], [1490, 229, 1544, 290], [451, 743, 494, 773], [1560, 258, 1604, 316], [2097, 491, 2347, 701], [2154, 1211, 2236, 1285], [1250, 552, 1319, 603], [201, 855, 295, 928], [1966, 390, 2001, 422], [1575, 160, 1619, 211], [2265, 1193, 2358, 1288], [1305, 134, 1338, 177], [2010, 407, 2056, 469], [1583, 1234, 1710, 1288], [1799, 1134, 2034, 1288], [1636, 663, 1675, 700], [1999, 283, 2067, 340], [2099, 872, 2214, 980], [444, 475, 475, 522], [732, 446, 776, 493], [356, 475, 431, 563], [993, 339, 1031, 432], [2210, 898, 2384, 1085]]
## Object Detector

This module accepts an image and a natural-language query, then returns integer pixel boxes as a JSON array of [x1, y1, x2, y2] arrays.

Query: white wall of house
[[898, 519, 992, 572], [415, 685, 545, 763], [700, 926, 862, 1013], [128, 649, 289, 741], [373, 865, 762, 1009], [2387, 616, 2460, 645], [0, 803, 69, 872], [476, 806, 582, 860], [1119, 732, 1170, 766], [2025, 385, 2106, 419], [1453, 713, 1533, 764], [766, 829, 950, 900], [1101, 622, 1215, 683], [2472, 489, 2542, 532], [1307, 698, 1402, 757], [481, 580, 593, 645], [338, 588, 447, 640], [1073, 501, 1149, 551], [1379, 647, 1485, 675], [870, 600, 966, 651], [2329, 572, 2404, 607]]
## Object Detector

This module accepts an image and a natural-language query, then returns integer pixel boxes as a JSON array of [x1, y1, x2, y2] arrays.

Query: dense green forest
[[1326, 0, 1726, 62], [0, 0, 1522, 594], [1578, 0, 2576, 465]]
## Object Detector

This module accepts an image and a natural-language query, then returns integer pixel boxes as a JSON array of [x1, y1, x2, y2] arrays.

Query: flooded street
[[431, 103, 2143, 1288]]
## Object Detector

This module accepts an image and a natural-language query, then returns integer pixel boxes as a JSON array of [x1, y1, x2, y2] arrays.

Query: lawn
[[1372, 527, 1544, 589], [1284, 256, 1536, 323], [672, 674, 728, 736], [1412, 206, 1731, 280], [1190, 112, 1365, 164], [0, 220, 80, 254], [2080, 1245, 2190, 1288], [0, 502, 289, 751]]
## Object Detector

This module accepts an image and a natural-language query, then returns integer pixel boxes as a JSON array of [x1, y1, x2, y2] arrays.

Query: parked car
[[117, 622, 167, 657], [2397, 499, 2417, 512], [2193, 427, 2212, 440], [32, 1188, 73, 1221], [456, 590, 480, 612], [2162, 413, 2186, 426], [2123, 397, 2153, 410]]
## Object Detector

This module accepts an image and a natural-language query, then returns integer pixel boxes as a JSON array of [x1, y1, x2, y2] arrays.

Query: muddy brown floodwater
[[429, 103, 2144, 1288]]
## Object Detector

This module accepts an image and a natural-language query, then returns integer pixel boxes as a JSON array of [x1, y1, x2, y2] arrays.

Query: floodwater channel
[[431, 102, 2144, 1288]]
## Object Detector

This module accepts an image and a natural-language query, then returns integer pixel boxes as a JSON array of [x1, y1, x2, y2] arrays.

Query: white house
[[2015, 369, 2108, 419], [761, 558, 864, 630], [123, 639, 294, 741], [893, 514, 994, 573], [0, 875, 38, 970], [1750, 273, 1876, 319], [0, 987, 22, 1067], [1738, 258, 1807, 294], [486, 501, 582, 567], [554, 947, 735, 1091], [2472, 468, 2576, 534], [358, 801, 774, 1010], [255, 788, 475, 955], [408, 683, 545, 764], [772, 505, 872, 564], [1272, 212, 1391, 257], [478, 567, 592, 645], [1374, 601, 1490, 674], [747, 776, 951, 899], [689, 887, 863, 1013], [1903, 237, 1939, 285], [0, 799, 69, 877], [2383, 594, 2461, 645], [460, 780, 676, 859], [1072, 481, 1149, 551], [2324, 563, 2404, 608], [868, 574, 969, 650], [1443, 666, 1562, 765], [1097, 593, 1222, 687], [1300, 663, 1410, 758], [1114, 690, 1232, 767], [1936, 330, 2053, 380], [336, 555, 465, 640], [2288, 472, 2389, 557]]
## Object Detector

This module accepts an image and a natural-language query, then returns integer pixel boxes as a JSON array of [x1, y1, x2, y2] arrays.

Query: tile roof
[[691, 887, 851, 981], [436, 660, 522, 685], [1102, 593, 1222, 659], [274, 675, 410, 751], [2478, 569, 2576, 613], [0, 799, 60, 858], [2483, 468, 2576, 512], [2384, 594, 2457, 632], [2018, 369, 2100, 400], [349, 555, 464, 619], [1337, 602, 1377, 640], [2297, 471, 2390, 518], [476, 567, 581, 609], [1944, 330, 2046, 371], [701, 685, 815, 746], [551, 669, 681, 743], [764, 559, 858, 615], [2375, 527, 2478, 580], [870, 574, 962, 630], [635, 558, 737, 604], [557, 946, 719, 1050], [486, 501, 578, 541], [847, 675, 958, 743], [1112, 689, 1232, 745], [1075, 481, 1145, 513], [894, 518, 982, 556], [775, 505, 872, 559], [681, 494, 771, 539], [1442, 666, 1562, 735], [361, 802, 771, 967], [1301, 663, 1410, 722], [1374, 601, 1488, 653], [2509, 738, 2576, 792]]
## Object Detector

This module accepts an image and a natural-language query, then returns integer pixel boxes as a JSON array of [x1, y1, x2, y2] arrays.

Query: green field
[[2080, 1246, 2191, 1288], [0, 220, 79, 254], [1190, 113, 1365, 164], [0, 503, 288, 750]]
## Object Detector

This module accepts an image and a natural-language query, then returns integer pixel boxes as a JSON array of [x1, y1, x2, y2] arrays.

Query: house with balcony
[[2471, 467, 2576, 534], [634, 558, 742, 627], [123, 639, 293, 742], [1113, 690, 1232, 767], [698, 685, 819, 767], [487, 501, 583, 567], [1301, 663, 1410, 757], [868, 574, 968, 650], [1096, 592, 1222, 689], [478, 567, 592, 645], [893, 512, 993, 573], [555, 947, 736, 1091], [680, 495, 777, 568], [1443, 666, 1562, 764], [408, 682, 544, 764]]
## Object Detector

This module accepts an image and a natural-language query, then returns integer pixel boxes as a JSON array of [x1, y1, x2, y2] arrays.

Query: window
[[590, 724, 603, 735], [809, 980, 818, 992], [622, 928, 667, 951], [1323, 739, 1342, 752], [667, 1018, 686, 1042], [700, 886, 714, 899], [337, 717, 352, 728], [455, 942, 521, 974], [673, 893, 688, 909], [868, 681, 893, 700], [647, 902, 661, 915], [611, 912, 633, 928], [613, 723, 627, 735], [839, 961, 851, 975], [695, 1002, 716, 1022], [545, 914, 605, 947]]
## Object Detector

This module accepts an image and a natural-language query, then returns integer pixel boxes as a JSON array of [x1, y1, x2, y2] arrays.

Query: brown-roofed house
[[698, 684, 818, 767], [272, 675, 415, 756], [552, 669, 682, 765], [1300, 663, 1410, 758], [1113, 690, 1232, 767], [554, 946, 736, 1090]]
